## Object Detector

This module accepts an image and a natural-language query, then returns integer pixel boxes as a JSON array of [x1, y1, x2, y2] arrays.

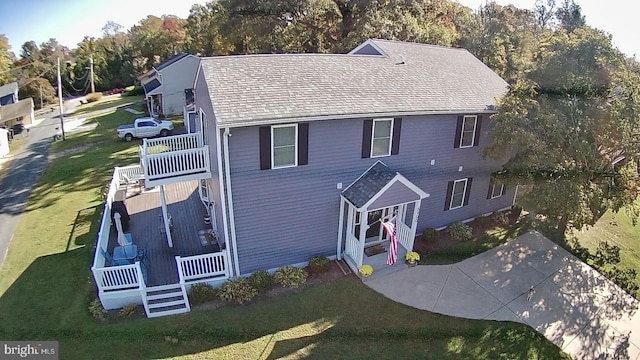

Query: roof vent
[[395, 56, 405, 65]]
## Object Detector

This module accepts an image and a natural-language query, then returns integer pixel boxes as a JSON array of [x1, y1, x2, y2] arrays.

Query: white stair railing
[[176, 252, 229, 283], [345, 233, 360, 264], [397, 221, 412, 251]]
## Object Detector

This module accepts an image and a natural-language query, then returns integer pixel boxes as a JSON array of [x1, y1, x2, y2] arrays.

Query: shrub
[[89, 298, 107, 320], [492, 211, 509, 226], [308, 256, 330, 274], [124, 85, 145, 96], [512, 204, 523, 218], [447, 222, 473, 242], [422, 227, 438, 242], [86, 92, 103, 103], [248, 270, 273, 293], [188, 283, 217, 305], [218, 278, 257, 304], [274, 266, 308, 288], [119, 303, 139, 319]]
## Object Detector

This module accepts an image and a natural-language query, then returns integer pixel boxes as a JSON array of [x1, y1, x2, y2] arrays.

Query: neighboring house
[[138, 53, 199, 118], [92, 39, 515, 317], [0, 82, 18, 106], [0, 98, 34, 129]]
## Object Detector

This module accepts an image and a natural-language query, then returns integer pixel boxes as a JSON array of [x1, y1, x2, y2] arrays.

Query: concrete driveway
[[365, 231, 640, 359]]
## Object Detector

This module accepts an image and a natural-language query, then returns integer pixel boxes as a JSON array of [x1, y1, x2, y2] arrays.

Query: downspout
[[215, 126, 233, 277], [337, 197, 345, 260], [223, 128, 241, 277]]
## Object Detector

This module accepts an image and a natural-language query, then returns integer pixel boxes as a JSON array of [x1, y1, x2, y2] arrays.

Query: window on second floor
[[272, 124, 297, 168], [362, 118, 402, 158], [454, 115, 482, 148], [445, 177, 472, 210], [259, 123, 309, 170]]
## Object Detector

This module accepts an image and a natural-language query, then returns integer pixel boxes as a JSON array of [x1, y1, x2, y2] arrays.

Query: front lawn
[[0, 104, 568, 359]]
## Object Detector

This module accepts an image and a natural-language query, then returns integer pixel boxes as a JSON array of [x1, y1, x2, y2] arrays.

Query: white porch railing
[[116, 164, 144, 183], [397, 221, 412, 251], [92, 263, 142, 291], [176, 252, 230, 283], [345, 233, 360, 266], [143, 133, 203, 154], [143, 147, 210, 180]]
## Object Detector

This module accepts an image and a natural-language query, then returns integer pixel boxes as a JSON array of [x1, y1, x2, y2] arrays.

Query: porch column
[[408, 200, 421, 252], [159, 184, 173, 248], [336, 197, 345, 260], [357, 207, 367, 267]]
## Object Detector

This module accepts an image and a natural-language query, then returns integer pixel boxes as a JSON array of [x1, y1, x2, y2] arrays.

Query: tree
[[485, 27, 640, 231], [130, 15, 187, 71], [0, 34, 14, 85], [556, 0, 585, 32], [19, 77, 55, 108]]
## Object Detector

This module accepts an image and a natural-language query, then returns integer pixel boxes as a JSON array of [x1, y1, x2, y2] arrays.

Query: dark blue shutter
[[362, 119, 373, 158], [454, 116, 463, 148], [444, 181, 454, 211], [391, 117, 402, 155], [473, 115, 482, 147], [298, 123, 309, 166], [259, 126, 271, 170]]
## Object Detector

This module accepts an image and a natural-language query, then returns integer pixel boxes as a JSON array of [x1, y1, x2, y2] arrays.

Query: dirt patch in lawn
[[48, 143, 94, 162]]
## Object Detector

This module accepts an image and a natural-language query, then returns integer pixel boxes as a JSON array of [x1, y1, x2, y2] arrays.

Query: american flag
[[382, 217, 398, 266]]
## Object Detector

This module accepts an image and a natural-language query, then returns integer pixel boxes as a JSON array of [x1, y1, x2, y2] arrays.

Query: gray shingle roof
[[342, 161, 396, 208], [200, 39, 508, 126]]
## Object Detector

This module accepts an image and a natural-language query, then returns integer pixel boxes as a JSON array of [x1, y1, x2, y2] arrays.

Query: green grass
[[569, 207, 640, 297], [73, 94, 143, 117], [422, 220, 532, 265], [0, 101, 569, 359]]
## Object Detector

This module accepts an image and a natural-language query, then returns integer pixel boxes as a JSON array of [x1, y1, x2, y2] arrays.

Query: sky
[[0, 0, 636, 58]]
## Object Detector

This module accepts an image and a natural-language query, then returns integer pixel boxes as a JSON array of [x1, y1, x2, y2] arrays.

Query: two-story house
[[192, 39, 515, 276], [92, 39, 515, 317], [139, 53, 199, 118]]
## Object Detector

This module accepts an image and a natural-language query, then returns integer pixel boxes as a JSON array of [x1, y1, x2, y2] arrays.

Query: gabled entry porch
[[337, 161, 428, 276]]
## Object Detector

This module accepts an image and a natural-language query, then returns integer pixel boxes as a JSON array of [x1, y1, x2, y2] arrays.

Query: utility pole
[[39, 84, 43, 109], [89, 55, 95, 93], [57, 57, 66, 140]]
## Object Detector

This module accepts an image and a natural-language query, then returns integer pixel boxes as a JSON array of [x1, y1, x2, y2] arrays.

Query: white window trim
[[490, 181, 505, 199], [449, 178, 468, 210], [271, 124, 298, 169], [459, 115, 477, 148], [370, 118, 394, 158]]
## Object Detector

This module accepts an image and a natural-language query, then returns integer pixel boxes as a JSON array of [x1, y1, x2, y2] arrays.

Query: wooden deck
[[107, 180, 219, 287]]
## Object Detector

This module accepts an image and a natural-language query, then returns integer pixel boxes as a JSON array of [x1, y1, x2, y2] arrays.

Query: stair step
[[147, 306, 190, 318], [147, 291, 182, 301], [148, 299, 187, 309], [148, 296, 184, 305]]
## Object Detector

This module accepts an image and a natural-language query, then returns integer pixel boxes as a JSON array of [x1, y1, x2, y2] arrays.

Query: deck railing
[[92, 263, 141, 291], [116, 165, 144, 183], [345, 233, 360, 266], [144, 147, 210, 180], [397, 221, 412, 251], [143, 133, 203, 154], [176, 252, 230, 283]]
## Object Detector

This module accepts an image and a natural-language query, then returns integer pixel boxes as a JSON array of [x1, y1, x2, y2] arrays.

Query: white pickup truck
[[116, 117, 174, 141]]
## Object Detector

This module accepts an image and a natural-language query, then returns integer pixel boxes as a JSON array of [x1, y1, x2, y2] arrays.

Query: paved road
[[0, 102, 79, 268], [366, 231, 640, 360]]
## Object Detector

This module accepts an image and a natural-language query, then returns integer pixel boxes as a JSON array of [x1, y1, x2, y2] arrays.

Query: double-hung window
[[445, 178, 472, 210], [272, 124, 297, 168], [371, 118, 393, 157], [487, 176, 506, 199], [454, 115, 482, 148]]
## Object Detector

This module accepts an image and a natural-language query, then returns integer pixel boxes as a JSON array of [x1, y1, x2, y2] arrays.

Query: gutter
[[215, 124, 234, 277]]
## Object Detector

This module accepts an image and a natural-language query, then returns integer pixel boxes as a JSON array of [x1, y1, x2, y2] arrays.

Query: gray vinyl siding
[[160, 56, 199, 115], [194, 68, 225, 245], [225, 114, 514, 274], [368, 182, 421, 210]]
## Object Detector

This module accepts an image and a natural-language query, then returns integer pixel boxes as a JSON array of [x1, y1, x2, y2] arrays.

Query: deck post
[[409, 201, 420, 252], [357, 207, 367, 268], [336, 197, 345, 260], [159, 184, 173, 247]]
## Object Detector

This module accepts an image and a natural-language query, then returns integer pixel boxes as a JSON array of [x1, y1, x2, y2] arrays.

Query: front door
[[366, 210, 382, 239]]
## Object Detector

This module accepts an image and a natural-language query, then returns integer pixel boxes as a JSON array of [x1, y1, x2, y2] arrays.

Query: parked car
[[11, 123, 25, 135], [116, 117, 174, 142]]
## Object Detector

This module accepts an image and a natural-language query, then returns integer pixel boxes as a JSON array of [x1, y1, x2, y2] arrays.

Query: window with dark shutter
[[488, 175, 505, 199], [363, 118, 400, 158], [260, 123, 308, 169], [445, 178, 471, 210], [455, 115, 479, 148]]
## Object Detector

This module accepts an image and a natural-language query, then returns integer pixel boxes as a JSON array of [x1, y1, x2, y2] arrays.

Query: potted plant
[[405, 252, 420, 266], [358, 265, 373, 278]]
